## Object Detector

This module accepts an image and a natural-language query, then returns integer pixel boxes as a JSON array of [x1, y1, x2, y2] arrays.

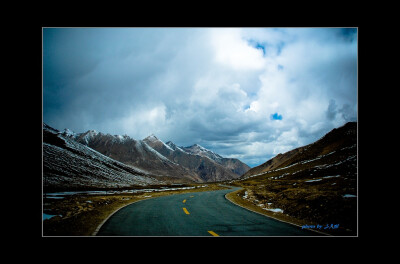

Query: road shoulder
[[224, 187, 329, 236]]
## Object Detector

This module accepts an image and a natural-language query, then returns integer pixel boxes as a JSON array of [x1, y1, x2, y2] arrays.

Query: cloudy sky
[[43, 27, 357, 167]]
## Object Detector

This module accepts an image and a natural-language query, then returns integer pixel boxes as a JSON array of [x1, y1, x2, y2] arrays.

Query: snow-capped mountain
[[143, 137, 250, 182], [44, 123, 251, 185], [69, 131, 202, 183], [43, 123, 162, 192], [180, 143, 250, 177], [181, 144, 224, 162]]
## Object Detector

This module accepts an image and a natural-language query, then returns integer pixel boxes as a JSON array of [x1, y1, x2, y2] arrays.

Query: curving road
[[96, 187, 321, 236]]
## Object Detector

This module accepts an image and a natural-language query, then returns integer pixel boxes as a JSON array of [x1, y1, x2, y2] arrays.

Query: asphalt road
[[96, 187, 321, 236]]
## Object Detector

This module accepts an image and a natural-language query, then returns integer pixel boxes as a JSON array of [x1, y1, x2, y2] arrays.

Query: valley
[[42, 122, 357, 236], [42, 27, 358, 237]]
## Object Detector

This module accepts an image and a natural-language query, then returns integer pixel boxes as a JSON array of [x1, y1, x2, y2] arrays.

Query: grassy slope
[[227, 122, 357, 236]]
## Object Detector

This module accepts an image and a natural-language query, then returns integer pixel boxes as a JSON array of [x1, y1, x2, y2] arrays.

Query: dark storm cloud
[[43, 28, 181, 131], [43, 28, 357, 167], [43, 28, 101, 86]]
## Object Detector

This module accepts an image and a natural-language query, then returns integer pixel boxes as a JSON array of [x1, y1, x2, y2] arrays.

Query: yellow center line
[[183, 207, 190, 214], [208, 231, 219, 236]]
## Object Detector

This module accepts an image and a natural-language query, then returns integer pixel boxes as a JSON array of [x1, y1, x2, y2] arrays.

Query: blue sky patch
[[271, 113, 283, 120], [247, 39, 266, 56], [42, 28, 357, 168]]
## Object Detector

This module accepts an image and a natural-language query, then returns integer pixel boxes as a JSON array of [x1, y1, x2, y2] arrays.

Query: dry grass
[[225, 188, 328, 234], [224, 135, 357, 236], [226, 162, 356, 235]]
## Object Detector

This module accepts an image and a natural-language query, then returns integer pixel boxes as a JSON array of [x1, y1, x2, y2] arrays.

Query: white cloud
[[44, 28, 357, 168], [210, 28, 265, 71], [245, 101, 261, 113], [118, 104, 168, 139]]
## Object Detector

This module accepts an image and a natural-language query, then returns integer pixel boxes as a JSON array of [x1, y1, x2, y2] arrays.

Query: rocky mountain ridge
[[47, 124, 250, 185], [43, 124, 162, 192], [72, 130, 200, 183], [143, 136, 250, 182]]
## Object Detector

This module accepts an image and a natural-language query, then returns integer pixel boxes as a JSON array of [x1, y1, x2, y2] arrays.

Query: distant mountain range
[[43, 123, 250, 191], [143, 135, 250, 182]]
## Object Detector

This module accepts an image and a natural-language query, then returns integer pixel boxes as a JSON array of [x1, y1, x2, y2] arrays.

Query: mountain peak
[[197, 144, 207, 148], [144, 134, 159, 141], [191, 144, 209, 152], [114, 134, 130, 142], [188, 143, 205, 149], [86, 129, 99, 136], [62, 128, 76, 137], [180, 143, 224, 162]]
